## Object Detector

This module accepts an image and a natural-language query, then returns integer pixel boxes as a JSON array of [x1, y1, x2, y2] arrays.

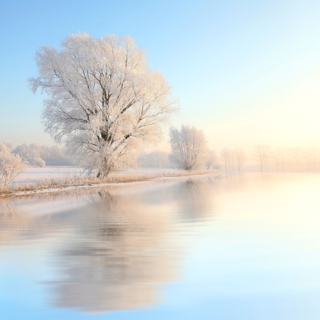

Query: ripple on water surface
[[1, 173, 320, 320]]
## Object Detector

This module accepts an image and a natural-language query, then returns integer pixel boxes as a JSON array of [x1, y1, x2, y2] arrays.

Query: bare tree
[[29, 33, 179, 178], [272, 147, 287, 171], [205, 150, 218, 170], [233, 148, 246, 171], [220, 148, 231, 171], [305, 148, 320, 171], [0, 142, 26, 188], [229, 150, 237, 171], [169, 125, 208, 171], [252, 144, 270, 171], [288, 148, 302, 171]]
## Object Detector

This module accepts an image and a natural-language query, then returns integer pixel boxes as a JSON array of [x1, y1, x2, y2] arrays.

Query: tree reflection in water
[[0, 176, 218, 313], [0, 200, 27, 244], [51, 189, 179, 312]]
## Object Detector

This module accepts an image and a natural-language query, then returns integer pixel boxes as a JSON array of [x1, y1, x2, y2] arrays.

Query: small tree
[[233, 148, 246, 171], [272, 147, 287, 172], [288, 148, 302, 171], [205, 150, 218, 170], [220, 148, 231, 171], [252, 144, 270, 172], [0, 142, 26, 188], [33, 157, 46, 167], [169, 125, 208, 171], [305, 147, 320, 172]]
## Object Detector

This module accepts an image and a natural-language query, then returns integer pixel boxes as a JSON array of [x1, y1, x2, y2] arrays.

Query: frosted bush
[[0, 142, 26, 188], [33, 157, 46, 167]]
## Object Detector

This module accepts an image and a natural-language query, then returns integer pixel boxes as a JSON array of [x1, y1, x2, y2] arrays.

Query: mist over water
[[1, 173, 320, 319]]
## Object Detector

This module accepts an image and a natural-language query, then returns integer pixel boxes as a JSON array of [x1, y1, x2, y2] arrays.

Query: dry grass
[[0, 169, 218, 197]]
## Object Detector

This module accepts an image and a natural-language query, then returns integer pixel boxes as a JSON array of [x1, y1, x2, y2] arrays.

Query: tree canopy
[[170, 125, 208, 171], [29, 33, 179, 177]]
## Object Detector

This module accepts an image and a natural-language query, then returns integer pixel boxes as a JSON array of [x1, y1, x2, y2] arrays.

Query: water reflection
[[169, 179, 214, 222], [3, 173, 320, 320], [51, 189, 178, 312], [0, 199, 29, 244], [0, 176, 217, 313], [0, 196, 75, 244]]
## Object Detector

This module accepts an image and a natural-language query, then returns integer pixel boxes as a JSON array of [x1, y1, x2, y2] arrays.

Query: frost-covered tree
[[252, 144, 270, 172], [13, 144, 77, 166], [169, 125, 208, 171], [233, 148, 246, 171], [220, 148, 231, 171], [12, 144, 29, 162], [288, 148, 303, 171], [4, 143, 13, 151], [229, 150, 237, 171], [272, 147, 287, 172], [137, 151, 170, 168], [12, 143, 43, 165], [305, 147, 320, 172], [33, 157, 46, 167], [0, 142, 26, 187], [29, 33, 178, 177], [205, 150, 218, 170], [220, 148, 246, 171]]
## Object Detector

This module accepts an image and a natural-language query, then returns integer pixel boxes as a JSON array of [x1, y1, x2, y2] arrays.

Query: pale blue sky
[[0, 0, 319, 151]]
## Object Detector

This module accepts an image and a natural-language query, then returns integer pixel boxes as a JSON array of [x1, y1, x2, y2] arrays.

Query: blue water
[[1, 173, 320, 319]]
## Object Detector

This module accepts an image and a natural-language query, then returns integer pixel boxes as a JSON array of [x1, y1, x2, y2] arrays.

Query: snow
[[2, 166, 215, 197], [12, 166, 84, 185], [13, 166, 183, 185]]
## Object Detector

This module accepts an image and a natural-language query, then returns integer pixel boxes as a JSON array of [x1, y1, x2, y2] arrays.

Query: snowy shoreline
[[0, 167, 219, 198]]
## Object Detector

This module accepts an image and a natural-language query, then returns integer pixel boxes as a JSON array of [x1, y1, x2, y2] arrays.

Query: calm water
[[1, 173, 320, 320]]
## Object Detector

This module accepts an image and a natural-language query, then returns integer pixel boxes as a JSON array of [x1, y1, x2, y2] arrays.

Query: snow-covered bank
[[1, 167, 218, 198], [0, 172, 219, 219], [12, 167, 185, 185], [12, 166, 85, 185]]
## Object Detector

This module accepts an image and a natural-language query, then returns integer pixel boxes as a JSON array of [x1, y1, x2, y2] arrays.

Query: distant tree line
[[137, 151, 171, 168], [12, 144, 79, 167], [252, 144, 320, 172], [217, 145, 320, 172], [220, 148, 246, 171], [7, 139, 320, 174]]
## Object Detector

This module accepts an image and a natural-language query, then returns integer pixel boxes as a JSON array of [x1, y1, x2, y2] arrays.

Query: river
[[1, 172, 320, 319]]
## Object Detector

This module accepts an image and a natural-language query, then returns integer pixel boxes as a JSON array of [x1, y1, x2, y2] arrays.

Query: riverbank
[[0, 167, 218, 198]]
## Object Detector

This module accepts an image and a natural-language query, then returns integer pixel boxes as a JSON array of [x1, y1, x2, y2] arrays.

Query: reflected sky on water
[[1, 173, 320, 319]]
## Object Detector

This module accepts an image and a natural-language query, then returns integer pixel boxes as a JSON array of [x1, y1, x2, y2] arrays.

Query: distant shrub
[[137, 151, 171, 168], [33, 157, 46, 167], [12, 143, 80, 166], [0, 142, 26, 187]]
